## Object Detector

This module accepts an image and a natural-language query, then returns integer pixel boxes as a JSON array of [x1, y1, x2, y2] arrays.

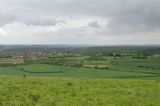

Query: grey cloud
[[106, 0, 160, 33], [24, 19, 65, 26], [1, 1, 160, 25], [88, 21, 100, 28], [0, 0, 160, 44], [0, 14, 65, 27], [0, 13, 15, 26], [1, 0, 160, 32]]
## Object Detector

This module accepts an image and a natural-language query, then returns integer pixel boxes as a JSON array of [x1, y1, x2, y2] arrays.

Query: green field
[[0, 59, 159, 79], [0, 77, 159, 106], [0, 59, 160, 106]]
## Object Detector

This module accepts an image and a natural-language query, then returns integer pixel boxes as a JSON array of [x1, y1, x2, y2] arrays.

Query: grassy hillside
[[0, 76, 159, 106]]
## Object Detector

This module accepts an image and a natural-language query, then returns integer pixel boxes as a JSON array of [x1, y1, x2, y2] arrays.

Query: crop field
[[0, 59, 159, 79], [0, 46, 160, 106], [0, 58, 24, 65], [0, 76, 159, 106]]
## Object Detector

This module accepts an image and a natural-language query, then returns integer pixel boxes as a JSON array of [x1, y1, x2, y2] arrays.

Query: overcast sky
[[0, 0, 160, 45]]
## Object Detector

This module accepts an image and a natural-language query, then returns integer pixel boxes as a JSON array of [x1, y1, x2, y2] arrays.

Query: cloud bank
[[0, 0, 160, 45]]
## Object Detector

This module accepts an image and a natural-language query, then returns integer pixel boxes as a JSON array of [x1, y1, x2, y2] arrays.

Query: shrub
[[23, 75, 26, 78]]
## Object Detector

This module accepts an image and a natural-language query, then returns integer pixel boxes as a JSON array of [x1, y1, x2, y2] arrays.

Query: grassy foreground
[[0, 76, 159, 106]]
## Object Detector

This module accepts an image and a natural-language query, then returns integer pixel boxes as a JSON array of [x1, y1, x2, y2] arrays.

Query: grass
[[0, 59, 160, 105], [0, 76, 159, 106], [0, 63, 155, 79], [112, 59, 160, 79], [0, 59, 159, 79]]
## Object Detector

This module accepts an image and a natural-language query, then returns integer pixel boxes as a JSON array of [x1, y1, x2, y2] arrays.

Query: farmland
[[0, 45, 160, 106], [0, 58, 24, 65], [0, 59, 160, 79]]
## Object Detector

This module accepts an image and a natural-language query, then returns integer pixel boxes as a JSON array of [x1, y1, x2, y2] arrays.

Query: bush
[[23, 75, 26, 78], [71, 63, 83, 67]]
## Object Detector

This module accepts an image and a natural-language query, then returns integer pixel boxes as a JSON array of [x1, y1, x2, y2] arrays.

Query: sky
[[0, 0, 160, 45]]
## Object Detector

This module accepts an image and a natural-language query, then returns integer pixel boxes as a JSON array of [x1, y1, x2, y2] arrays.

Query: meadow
[[0, 76, 159, 106]]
